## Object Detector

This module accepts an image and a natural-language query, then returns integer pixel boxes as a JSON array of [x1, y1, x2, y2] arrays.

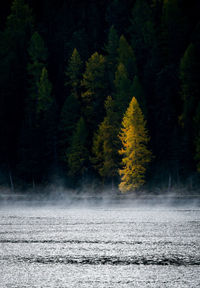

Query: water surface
[[0, 205, 200, 287]]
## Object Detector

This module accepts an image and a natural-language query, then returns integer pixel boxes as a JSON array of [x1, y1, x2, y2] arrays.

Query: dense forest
[[0, 0, 200, 192]]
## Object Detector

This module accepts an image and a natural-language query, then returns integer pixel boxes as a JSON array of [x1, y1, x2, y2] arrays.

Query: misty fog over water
[[0, 196, 200, 288]]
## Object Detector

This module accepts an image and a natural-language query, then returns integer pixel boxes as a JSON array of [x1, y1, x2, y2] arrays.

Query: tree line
[[0, 0, 200, 191]]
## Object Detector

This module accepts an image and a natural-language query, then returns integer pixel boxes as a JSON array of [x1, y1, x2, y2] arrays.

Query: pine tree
[[118, 35, 137, 80], [5, 0, 33, 47], [59, 48, 82, 165], [113, 63, 132, 117], [104, 26, 119, 91], [28, 32, 48, 64], [68, 117, 89, 178], [36, 67, 56, 178], [27, 32, 48, 125], [65, 48, 83, 98], [92, 96, 119, 182], [119, 97, 152, 192], [17, 32, 48, 180], [37, 67, 53, 116], [81, 52, 106, 130], [130, 0, 156, 71], [132, 75, 146, 117]]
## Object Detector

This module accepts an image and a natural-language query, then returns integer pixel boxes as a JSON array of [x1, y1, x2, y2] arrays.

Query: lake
[[0, 203, 200, 287]]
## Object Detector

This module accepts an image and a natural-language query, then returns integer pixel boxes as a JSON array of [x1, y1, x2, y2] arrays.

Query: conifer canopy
[[119, 97, 152, 192]]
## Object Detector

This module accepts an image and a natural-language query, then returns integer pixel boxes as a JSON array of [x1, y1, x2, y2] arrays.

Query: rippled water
[[0, 205, 200, 287]]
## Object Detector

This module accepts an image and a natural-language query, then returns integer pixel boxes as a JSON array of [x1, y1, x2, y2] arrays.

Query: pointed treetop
[[37, 67, 53, 114], [6, 0, 33, 32], [28, 32, 48, 63], [118, 35, 137, 78]]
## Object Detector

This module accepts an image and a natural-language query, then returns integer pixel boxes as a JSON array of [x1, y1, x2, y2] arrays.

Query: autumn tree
[[119, 97, 152, 192]]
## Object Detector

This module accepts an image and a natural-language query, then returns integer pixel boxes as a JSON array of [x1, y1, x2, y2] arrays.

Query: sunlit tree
[[119, 97, 151, 192]]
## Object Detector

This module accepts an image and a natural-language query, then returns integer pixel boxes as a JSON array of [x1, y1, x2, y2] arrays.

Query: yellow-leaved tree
[[119, 97, 152, 192]]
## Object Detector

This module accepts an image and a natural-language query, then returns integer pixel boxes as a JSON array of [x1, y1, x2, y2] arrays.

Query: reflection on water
[[0, 206, 200, 287]]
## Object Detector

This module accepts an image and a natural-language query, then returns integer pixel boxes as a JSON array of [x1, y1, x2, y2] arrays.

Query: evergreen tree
[[65, 48, 83, 98], [28, 32, 47, 64], [81, 52, 107, 130], [68, 117, 89, 179], [59, 94, 80, 162], [92, 96, 119, 182], [104, 26, 119, 91], [118, 35, 137, 80], [17, 32, 48, 180], [130, 0, 156, 73], [132, 75, 146, 117], [5, 0, 33, 48], [119, 97, 152, 192], [59, 48, 82, 166], [36, 67, 56, 177], [37, 67, 53, 116], [27, 32, 48, 125], [113, 63, 132, 117]]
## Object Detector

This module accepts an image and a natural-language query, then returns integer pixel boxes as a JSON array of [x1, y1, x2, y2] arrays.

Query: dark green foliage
[[0, 0, 199, 189], [68, 117, 89, 179], [113, 63, 132, 117], [65, 48, 83, 96], [130, 0, 156, 73], [132, 75, 147, 117], [81, 52, 107, 131], [104, 26, 119, 92], [92, 96, 119, 182], [59, 94, 80, 165], [59, 48, 82, 167], [118, 35, 137, 80]]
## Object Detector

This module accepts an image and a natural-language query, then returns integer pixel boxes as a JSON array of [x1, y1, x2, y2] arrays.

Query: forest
[[0, 0, 200, 193]]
